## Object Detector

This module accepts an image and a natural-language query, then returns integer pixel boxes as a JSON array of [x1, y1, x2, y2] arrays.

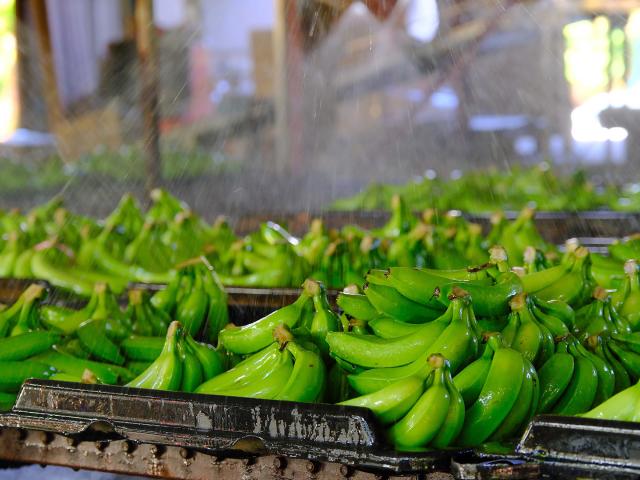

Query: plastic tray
[[0, 379, 452, 474]]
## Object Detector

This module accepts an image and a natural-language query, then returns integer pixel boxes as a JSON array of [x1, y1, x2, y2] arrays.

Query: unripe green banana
[[490, 359, 538, 441], [388, 355, 452, 449], [453, 339, 494, 407], [77, 319, 126, 365], [275, 341, 325, 403], [521, 260, 573, 293], [0, 331, 61, 361], [502, 294, 553, 368], [608, 341, 640, 380], [338, 375, 423, 425], [576, 342, 615, 407], [326, 304, 452, 368], [537, 341, 575, 414], [121, 336, 164, 362], [126, 321, 183, 391], [0, 360, 55, 393], [620, 260, 640, 330], [535, 247, 591, 307], [218, 280, 314, 354], [456, 336, 525, 447], [552, 341, 598, 415], [8, 284, 46, 337], [309, 282, 341, 359], [364, 281, 443, 323], [337, 288, 379, 320], [436, 270, 523, 318], [582, 381, 640, 421], [596, 337, 632, 393], [176, 273, 209, 337], [430, 361, 466, 449], [178, 340, 203, 393], [184, 335, 225, 380], [384, 266, 491, 307], [532, 297, 575, 332], [195, 343, 281, 393], [0, 392, 17, 411], [367, 317, 423, 339], [205, 347, 293, 399]]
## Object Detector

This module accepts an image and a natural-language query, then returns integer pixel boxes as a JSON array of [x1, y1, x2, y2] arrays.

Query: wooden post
[[134, 0, 162, 195], [273, 0, 304, 173], [31, 0, 63, 132]]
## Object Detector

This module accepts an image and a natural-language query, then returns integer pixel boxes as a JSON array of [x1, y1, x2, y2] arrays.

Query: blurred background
[[0, 0, 638, 219]]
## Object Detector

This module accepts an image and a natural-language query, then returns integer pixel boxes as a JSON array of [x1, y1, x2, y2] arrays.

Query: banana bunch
[[490, 207, 553, 265], [149, 261, 229, 343], [574, 287, 631, 340], [216, 222, 309, 288], [127, 320, 225, 392], [537, 336, 613, 415], [125, 289, 171, 336], [0, 284, 47, 337], [520, 245, 596, 309], [501, 293, 572, 368], [197, 325, 325, 402], [612, 260, 640, 331], [384, 354, 464, 449], [344, 288, 480, 395], [454, 334, 538, 446], [219, 279, 317, 354]]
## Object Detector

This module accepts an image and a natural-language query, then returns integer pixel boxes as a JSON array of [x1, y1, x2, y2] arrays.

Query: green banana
[[77, 319, 126, 365], [326, 304, 452, 368], [337, 289, 379, 320], [195, 342, 281, 393], [436, 269, 523, 317], [490, 359, 538, 441], [0, 392, 16, 411], [364, 281, 443, 323], [620, 260, 640, 330], [127, 361, 152, 375], [176, 272, 209, 336], [608, 341, 640, 380], [203, 347, 293, 399], [126, 321, 183, 391], [8, 284, 46, 337], [178, 339, 203, 393], [594, 336, 632, 393], [32, 350, 124, 384], [521, 259, 573, 293], [582, 381, 640, 420], [367, 317, 423, 339], [430, 363, 466, 449], [0, 360, 55, 393], [121, 336, 164, 362], [184, 335, 225, 380], [388, 354, 454, 449], [576, 342, 615, 407], [552, 341, 598, 415], [347, 289, 479, 394], [531, 296, 575, 333], [453, 339, 494, 407], [0, 331, 61, 361], [537, 340, 575, 414], [384, 266, 491, 307], [275, 341, 325, 402], [338, 375, 423, 425], [535, 247, 592, 307], [308, 281, 341, 359], [501, 293, 554, 368], [456, 335, 525, 447], [218, 280, 314, 354]]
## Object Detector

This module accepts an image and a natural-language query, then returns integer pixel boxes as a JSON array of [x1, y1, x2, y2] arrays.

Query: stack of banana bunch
[[213, 221, 310, 288], [319, 241, 640, 449], [0, 260, 228, 409], [0, 189, 235, 296]]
